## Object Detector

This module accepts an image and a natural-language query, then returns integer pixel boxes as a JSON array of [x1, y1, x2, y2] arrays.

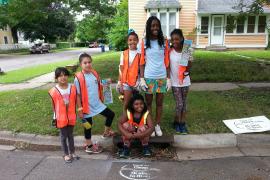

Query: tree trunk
[[11, 27, 18, 44]]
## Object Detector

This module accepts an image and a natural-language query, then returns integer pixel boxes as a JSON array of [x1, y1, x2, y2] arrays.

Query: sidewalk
[[0, 72, 55, 91], [0, 71, 270, 92]]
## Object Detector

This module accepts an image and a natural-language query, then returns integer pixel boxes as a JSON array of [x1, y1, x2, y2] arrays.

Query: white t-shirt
[[170, 49, 191, 87], [53, 84, 71, 119], [120, 50, 138, 66]]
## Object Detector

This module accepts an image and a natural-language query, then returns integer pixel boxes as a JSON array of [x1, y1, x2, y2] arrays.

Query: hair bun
[[128, 29, 135, 35]]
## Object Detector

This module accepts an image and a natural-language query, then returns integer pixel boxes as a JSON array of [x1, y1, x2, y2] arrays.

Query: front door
[[211, 15, 224, 45]]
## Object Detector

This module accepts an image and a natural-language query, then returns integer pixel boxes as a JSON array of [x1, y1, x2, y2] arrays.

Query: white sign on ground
[[223, 116, 270, 134], [119, 164, 160, 180]]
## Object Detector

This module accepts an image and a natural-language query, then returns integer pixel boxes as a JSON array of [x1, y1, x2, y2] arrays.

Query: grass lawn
[[0, 88, 269, 135], [228, 50, 270, 61], [0, 48, 29, 55], [1, 50, 270, 84]]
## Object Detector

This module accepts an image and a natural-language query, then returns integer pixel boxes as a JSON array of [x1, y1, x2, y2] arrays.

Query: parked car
[[89, 42, 98, 48], [30, 43, 50, 54]]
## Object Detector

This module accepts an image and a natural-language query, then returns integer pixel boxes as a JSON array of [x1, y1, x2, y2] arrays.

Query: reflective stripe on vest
[[121, 49, 140, 87], [140, 39, 170, 68], [75, 70, 104, 114], [127, 110, 149, 128], [48, 85, 77, 128]]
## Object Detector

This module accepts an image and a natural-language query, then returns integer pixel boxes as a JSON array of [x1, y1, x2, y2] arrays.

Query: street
[[0, 150, 270, 180], [0, 48, 103, 72]]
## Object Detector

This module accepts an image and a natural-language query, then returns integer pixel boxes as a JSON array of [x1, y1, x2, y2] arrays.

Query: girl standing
[[139, 16, 171, 137], [49, 67, 78, 163], [116, 29, 140, 111], [170, 29, 193, 134]]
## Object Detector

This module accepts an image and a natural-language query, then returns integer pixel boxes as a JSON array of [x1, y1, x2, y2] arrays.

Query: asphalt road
[[1, 150, 270, 180], [0, 48, 103, 72]]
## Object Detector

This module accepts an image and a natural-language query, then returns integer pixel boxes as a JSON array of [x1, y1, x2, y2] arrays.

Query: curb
[[0, 131, 269, 151]]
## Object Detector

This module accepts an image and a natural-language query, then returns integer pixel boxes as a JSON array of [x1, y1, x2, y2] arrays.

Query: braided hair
[[170, 28, 185, 48]]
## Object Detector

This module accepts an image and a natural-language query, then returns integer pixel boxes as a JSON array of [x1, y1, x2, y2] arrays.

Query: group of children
[[49, 16, 193, 162]]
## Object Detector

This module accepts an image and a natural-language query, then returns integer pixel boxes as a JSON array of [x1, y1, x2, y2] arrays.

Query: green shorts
[[145, 78, 167, 94]]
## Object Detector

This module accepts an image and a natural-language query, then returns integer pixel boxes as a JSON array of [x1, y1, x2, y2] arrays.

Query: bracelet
[[77, 107, 83, 111]]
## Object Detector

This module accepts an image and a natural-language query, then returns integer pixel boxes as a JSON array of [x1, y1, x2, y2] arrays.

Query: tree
[[0, 0, 75, 43], [76, 13, 110, 42], [107, 0, 128, 50]]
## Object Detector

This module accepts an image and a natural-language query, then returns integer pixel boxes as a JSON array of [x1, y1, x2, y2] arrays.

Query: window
[[247, 16, 256, 33], [150, 13, 157, 17], [226, 16, 235, 33], [160, 13, 167, 37], [169, 13, 176, 35], [4, 36, 8, 44], [258, 16, 266, 33], [236, 18, 245, 33], [147, 10, 177, 37], [201, 17, 209, 34]]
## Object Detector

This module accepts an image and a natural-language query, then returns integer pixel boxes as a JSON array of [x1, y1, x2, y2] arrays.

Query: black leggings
[[84, 107, 115, 139]]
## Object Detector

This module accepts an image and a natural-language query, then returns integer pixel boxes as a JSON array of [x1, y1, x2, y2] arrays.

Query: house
[[129, 0, 270, 49], [0, 25, 13, 44]]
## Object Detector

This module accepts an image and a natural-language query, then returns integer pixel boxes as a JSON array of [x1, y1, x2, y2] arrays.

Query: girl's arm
[[76, 94, 83, 119], [139, 65, 145, 78], [134, 115, 154, 139], [118, 114, 134, 138], [186, 61, 192, 73]]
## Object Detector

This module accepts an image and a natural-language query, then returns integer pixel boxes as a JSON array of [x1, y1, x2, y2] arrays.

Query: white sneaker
[[151, 131, 155, 137], [155, 124, 163, 136]]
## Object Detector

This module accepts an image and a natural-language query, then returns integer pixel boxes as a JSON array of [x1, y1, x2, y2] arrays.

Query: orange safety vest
[[140, 39, 170, 68], [48, 85, 77, 128], [127, 110, 149, 128], [121, 49, 140, 87], [75, 70, 104, 114]]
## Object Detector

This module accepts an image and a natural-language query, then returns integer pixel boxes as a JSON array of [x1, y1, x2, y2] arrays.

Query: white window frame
[[225, 15, 267, 35], [147, 8, 179, 38]]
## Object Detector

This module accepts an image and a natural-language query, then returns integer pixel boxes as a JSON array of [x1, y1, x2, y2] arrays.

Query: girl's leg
[[180, 87, 189, 123], [100, 108, 115, 135], [67, 126, 75, 154], [60, 127, 69, 156], [123, 90, 133, 112], [84, 117, 93, 146], [145, 94, 153, 116], [172, 87, 183, 124], [156, 93, 164, 125]]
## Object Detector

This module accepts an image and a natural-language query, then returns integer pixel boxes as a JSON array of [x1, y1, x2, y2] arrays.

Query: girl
[[116, 29, 140, 111], [75, 53, 115, 154], [139, 16, 171, 137], [49, 67, 78, 163], [170, 29, 193, 134], [118, 94, 154, 158]]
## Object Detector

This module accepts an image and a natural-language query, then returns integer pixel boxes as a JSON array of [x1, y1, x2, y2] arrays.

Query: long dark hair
[[127, 94, 148, 115], [170, 28, 185, 48], [145, 16, 164, 48]]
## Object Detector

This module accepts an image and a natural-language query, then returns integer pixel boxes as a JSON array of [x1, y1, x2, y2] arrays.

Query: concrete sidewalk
[[0, 130, 269, 151], [0, 72, 55, 92]]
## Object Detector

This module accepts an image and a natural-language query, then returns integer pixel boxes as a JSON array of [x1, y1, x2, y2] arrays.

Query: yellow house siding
[[0, 26, 13, 44], [179, 0, 197, 35], [198, 35, 208, 46], [129, 0, 148, 39], [225, 35, 266, 45]]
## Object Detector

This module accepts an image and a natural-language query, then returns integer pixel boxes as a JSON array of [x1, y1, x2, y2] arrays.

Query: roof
[[144, 0, 181, 9], [198, 0, 270, 14]]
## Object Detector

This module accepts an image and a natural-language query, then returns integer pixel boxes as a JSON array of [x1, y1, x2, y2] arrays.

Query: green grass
[[0, 59, 78, 84], [228, 50, 270, 61], [1, 50, 270, 84], [0, 88, 269, 135], [0, 48, 29, 55]]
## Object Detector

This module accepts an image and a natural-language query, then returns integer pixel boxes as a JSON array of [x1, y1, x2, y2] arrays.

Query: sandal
[[70, 153, 80, 160], [63, 155, 72, 163], [102, 129, 115, 138]]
